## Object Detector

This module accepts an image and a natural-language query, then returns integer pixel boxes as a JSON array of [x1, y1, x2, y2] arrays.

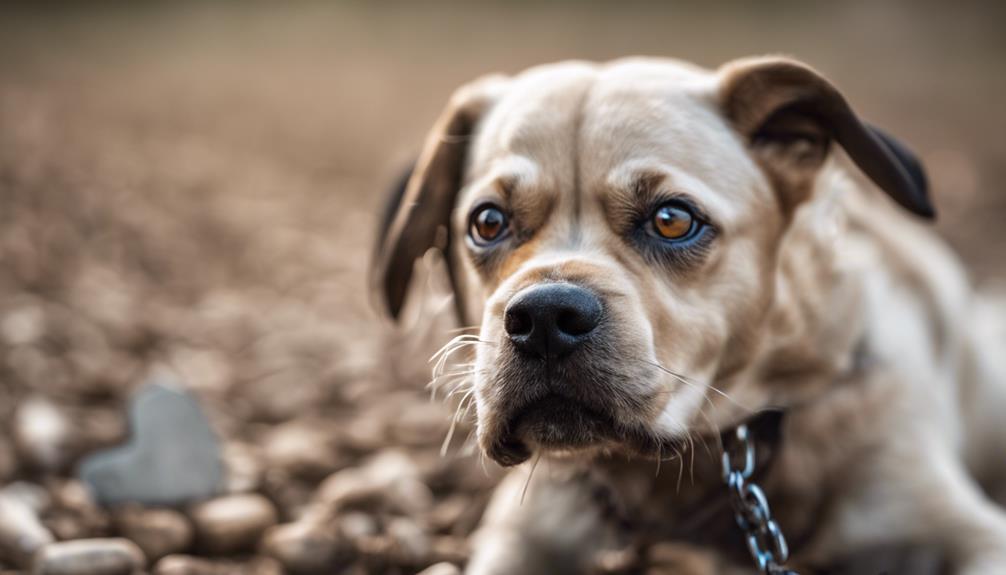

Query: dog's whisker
[[445, 384, 476, 400], [429, 334, 493, 366], [674, 445, 685, 494], [459, 427, 479, 456], [440, 388, 478, 457], [428, 371, 474, 402], [430, 341, 476, 375], [643, 358, 752, 415], [520, 451, 543, 506], [428, 367, 476, 385]]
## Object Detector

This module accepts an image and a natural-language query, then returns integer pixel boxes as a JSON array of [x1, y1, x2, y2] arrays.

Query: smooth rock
[[260, 520, 351, 574], [417, 563, 462, 575], [261, 423, 342, 480], [316, 450, 432, 516], [386, 517, 432, 565], [426, 495, 470, 533], [220, 442, 261, 494], [152, 555, 219, 575], [79, 377, 223, 506], [13, 396, 72, 471], [153, 553, 285, 575], [189, 494, 277, 554], [0, 303, 45, 345], [113, 506, 192, 561], [335, 512, 379, 541], [388, 401, 451, 448], [47, 480, 110, 541], [32, 538, 145, 575], [1, 482, 51, 514], [0, 491, 55, 567]]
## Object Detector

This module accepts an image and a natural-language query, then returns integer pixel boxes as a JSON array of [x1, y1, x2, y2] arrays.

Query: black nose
[[504, 283, 603, 359]]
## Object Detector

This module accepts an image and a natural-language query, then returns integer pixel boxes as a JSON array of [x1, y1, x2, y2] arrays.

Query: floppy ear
[[718, 57, 933, 219], [371, 75, 507, 322]]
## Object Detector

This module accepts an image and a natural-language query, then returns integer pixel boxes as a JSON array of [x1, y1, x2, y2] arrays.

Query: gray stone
[[78, 377, 223, 506]]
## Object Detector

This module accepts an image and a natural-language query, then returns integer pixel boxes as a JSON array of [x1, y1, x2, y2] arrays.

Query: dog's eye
[[651, 203, 697, 241], [469, 204, 509, 245]]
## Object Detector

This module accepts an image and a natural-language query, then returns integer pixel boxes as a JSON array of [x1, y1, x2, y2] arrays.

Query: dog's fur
[[372, 57, 1006, 574]]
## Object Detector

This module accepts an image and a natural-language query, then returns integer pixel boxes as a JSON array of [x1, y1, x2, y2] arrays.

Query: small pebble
[[189, 494, 278, 554], [386, 517, 432, 565], [32, 538, 145, 575], [426, 495, 471, 533], [388, 402, 451, 448], [0, 303, 45, 345], [1, 482, 51, 514], [114, 506, 193, 561], [153, 554, 284, 575], [335, 512, 379, 541], [13, 397, 72, 471], [152, 554, 219, 575], [0, 491, 55, 567], [47, 480, 110, 541], [262, 423, 342, 480], [316, 450, 432, 516], [416, 563, 462, 575], [221, 443, 262, 494], [260, 520, 351, 574]]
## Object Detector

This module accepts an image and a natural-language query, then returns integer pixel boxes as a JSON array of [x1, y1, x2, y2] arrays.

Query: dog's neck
[[718, 167, 868, 418]]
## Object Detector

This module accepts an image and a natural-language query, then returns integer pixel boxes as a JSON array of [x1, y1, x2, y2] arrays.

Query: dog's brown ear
[[719, 57, 933, 219], [372, 75, 507, 322]]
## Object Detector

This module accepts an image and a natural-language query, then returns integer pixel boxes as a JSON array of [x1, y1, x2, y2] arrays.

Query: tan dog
[[372, 56, 1006, 574]]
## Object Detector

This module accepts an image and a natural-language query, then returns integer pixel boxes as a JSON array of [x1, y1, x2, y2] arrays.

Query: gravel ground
[[0, 2, 1003, 574]]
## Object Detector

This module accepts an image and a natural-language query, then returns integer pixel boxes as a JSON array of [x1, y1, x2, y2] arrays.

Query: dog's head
[[373, 57, 931, 466]]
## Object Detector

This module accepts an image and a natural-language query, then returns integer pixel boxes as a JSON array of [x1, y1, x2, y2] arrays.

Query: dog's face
[[374, 57, 930, 466]]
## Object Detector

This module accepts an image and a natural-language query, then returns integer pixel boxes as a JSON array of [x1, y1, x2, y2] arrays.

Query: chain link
[[722, 424, 798, 575]]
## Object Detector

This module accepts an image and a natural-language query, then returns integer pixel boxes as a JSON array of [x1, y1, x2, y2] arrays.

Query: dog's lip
[[486, 393, 619, 466], [484, 392, 688, 467]]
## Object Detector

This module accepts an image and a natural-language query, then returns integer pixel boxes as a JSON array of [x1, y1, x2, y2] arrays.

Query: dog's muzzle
[[484, 282, 625, 465]]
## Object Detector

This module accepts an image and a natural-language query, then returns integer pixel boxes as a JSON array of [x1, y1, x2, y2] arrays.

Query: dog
[[372, 56, 1006, 574]]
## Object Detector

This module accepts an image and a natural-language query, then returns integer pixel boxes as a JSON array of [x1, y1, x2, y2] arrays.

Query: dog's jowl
[[373, 57, 1006, 575]]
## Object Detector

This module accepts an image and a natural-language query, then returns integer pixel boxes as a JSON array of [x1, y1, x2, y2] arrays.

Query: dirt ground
[[0, 1, 1004, 574]]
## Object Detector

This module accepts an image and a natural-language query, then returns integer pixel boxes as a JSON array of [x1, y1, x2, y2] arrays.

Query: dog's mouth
[[486, 393, 622, 466]]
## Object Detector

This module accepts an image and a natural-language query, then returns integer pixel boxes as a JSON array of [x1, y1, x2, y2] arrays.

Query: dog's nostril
[[556, 305, 600, 336], [504, 307, 533, 337]]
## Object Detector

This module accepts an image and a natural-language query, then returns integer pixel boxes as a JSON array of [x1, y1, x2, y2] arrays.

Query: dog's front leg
[[466, 465, 622, 575], [800, 430, 1006, 575]]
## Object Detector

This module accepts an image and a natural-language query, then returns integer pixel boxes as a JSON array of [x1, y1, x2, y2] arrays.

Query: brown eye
[[652, 204, 696, 240], [469, 205, 508, 245]]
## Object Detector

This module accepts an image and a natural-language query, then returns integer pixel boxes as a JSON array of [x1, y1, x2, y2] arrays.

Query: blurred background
[[0, 1, 1003, 574]]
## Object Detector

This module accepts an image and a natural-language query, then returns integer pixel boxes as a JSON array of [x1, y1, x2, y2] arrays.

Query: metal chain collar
[[721, 424, 798, 575]]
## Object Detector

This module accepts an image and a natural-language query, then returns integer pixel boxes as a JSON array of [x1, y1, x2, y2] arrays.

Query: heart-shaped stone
[[79, 376, 223, 506]]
